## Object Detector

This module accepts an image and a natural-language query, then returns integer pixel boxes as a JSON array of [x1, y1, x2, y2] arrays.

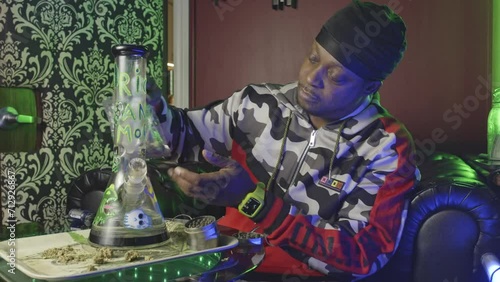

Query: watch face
[[241, 197, 261, 215]]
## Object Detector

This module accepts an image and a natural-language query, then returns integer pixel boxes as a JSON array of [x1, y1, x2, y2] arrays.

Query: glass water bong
[[89, 44, 169, 248]]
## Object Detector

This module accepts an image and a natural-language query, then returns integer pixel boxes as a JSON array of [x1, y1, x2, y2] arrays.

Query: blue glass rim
[[112, 44, 149, 58]]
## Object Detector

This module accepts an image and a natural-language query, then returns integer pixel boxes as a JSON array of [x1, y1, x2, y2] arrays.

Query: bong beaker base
[[89, 225, 169, 248], [88, 159, 169, 249], [88, 44, 169, 248]]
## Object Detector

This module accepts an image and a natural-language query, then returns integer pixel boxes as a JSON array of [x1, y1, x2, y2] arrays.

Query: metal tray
[[0, 224, 238, 281]]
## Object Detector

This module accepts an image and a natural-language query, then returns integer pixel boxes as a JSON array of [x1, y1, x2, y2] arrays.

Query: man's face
[[297, 41, 378, 126]]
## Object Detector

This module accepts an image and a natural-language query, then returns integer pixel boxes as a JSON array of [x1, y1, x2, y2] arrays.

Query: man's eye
[[309, 55, 319, 63], [330, 76, 345, 84], [328, 70, 345, 83], [330, 77, 344, 84]]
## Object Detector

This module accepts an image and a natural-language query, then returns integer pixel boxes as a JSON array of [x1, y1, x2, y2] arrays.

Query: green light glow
[[488, 0, 500, 159], [494, 0, 500, 89]]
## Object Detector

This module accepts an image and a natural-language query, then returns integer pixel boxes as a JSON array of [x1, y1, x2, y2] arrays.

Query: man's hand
[[146, 76, 166, 122], [146, 76, 163, 106], [167, 150, 256, 206]]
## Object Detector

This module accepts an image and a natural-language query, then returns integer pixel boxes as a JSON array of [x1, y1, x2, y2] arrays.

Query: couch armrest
[[366, 153, 500, 282], [405, 184, 500, 282]]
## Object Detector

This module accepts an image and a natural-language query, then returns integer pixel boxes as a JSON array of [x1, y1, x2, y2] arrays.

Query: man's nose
[[306, 66, 323, 88]]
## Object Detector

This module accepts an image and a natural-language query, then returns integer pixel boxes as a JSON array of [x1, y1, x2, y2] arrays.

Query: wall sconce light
[[272, 0, 298, 10], [0, 87, 43, 153]]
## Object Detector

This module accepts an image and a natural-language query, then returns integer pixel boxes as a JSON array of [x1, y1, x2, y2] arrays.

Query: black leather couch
[[363, 152, 500, 282], [68, 152, 500, 282]]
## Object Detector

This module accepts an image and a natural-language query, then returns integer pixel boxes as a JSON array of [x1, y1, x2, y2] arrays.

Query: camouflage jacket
[[160, 82, 419, 279]]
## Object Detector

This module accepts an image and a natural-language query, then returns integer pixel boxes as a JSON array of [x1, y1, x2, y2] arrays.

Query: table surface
[[0, 225, 264, 282]]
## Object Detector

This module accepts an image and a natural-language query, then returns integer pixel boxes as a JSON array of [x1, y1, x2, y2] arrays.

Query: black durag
[[315, 0, 407, 81]]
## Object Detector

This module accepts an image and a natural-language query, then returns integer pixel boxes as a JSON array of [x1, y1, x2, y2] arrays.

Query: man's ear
[[363, 80, 382, 95]]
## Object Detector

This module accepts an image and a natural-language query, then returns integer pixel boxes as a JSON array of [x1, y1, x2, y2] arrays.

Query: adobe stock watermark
[[5, 167, 17, 275], [385, 73, 494, 191], [337, 0, 412, 65], [410, 74, 492, 167], [213, 0, 244, 22]]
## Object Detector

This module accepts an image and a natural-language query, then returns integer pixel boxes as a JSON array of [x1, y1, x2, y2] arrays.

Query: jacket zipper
[[288, 129, 317, 189], [309, 130, 317, 147]]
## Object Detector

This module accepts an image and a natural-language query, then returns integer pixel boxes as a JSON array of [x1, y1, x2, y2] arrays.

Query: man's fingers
[[167, 166, 228, 200], [168, 168, 197, 196], [202, 150, 237, 168]]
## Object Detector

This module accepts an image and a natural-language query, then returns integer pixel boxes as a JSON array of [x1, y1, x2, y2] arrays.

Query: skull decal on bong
[[124, 208, 152, 229]]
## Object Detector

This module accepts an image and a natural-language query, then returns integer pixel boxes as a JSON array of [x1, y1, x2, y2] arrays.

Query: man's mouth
[[299, 84, 316, 101]]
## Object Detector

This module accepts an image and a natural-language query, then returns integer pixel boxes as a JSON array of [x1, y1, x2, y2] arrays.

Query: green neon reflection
[[14, 253, 221, 282], [494, 0, 500, 88], [488, 0, 500, 159]]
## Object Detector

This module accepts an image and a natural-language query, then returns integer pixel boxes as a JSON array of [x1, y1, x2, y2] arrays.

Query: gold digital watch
[[238, 182, 266, 218]]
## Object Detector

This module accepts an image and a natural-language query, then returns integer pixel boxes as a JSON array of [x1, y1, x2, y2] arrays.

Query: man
[[155, 0, 419, 280]]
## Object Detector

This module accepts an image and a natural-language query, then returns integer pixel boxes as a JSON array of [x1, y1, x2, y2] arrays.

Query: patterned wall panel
[[0, 0, 165, 234]]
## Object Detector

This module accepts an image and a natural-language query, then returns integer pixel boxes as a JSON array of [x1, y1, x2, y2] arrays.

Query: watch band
[[238, 182, 266, 218]]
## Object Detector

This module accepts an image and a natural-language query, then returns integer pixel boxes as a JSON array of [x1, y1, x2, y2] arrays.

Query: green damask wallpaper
[[0, 0, 165, 234]]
